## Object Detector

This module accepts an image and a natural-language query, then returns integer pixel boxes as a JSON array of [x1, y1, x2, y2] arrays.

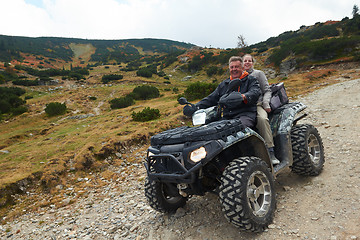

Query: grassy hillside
[[0, 15, 360, 220], [249, 15, 360, 67], [0, 35, 194, 64]]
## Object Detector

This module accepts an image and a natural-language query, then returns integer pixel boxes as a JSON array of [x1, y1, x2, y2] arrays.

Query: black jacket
[[196, 74, 261, 120]]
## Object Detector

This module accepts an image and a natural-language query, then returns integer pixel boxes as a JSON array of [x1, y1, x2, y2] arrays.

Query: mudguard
[[269, 102, 307, 172]]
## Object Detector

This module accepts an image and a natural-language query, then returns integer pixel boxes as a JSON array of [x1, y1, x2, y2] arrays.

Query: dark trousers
[[224, 114, 256, 128]]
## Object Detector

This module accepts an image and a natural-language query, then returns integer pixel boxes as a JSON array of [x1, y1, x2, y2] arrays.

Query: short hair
[[229, 56, 242, 65], [242, 54, 256, 64]]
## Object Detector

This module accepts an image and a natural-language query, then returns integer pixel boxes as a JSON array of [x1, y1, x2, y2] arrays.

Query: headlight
[[147, 151, 155, 157], [190, 147, 207, 163]]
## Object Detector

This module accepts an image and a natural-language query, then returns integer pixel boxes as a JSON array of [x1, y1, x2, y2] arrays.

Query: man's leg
[[238, 115, 255, 128]]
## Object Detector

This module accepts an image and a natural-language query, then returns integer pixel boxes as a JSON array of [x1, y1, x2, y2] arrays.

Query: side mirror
[[178, 97, 189, 105]]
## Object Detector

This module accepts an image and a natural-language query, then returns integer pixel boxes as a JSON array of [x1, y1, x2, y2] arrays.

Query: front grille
[[148, 154, 186, 174]]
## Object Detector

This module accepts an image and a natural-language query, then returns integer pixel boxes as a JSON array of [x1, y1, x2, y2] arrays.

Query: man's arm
[[242, 75, 261, 105], [196, 84, 222, 109]]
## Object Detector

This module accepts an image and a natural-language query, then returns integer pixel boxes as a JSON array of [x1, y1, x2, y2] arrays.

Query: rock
[[268, 224, 276, 229], [279, 57, 297, 76], [283, 186, 292, 191], [173, 208, 186, 218], [181, 76, 192, 81]]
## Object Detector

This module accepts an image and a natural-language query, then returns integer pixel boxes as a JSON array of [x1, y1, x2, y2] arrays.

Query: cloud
[[0, 0, 356, 49]]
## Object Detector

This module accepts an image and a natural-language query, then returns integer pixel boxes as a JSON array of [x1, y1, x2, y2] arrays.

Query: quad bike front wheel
[[291, 124, 325, 176], [219, 157, 276, 232], [145, 178, 187, 213]]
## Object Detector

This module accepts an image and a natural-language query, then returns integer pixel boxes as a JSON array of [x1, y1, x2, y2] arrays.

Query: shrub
[[136, 68, 153, 78], [12, 106, 28, 116], [88, 96, 97, 101], [109, 96, 135, 109], [173, 87, 179, 93], [68, 72, 83, 80], [101, 74, 123, 84], [12, 79, 39, 86], [130, 85, 160, 100], [0, 100, 11, 114], [157, 70, 166, 77], [45, 102, 67, 116], [0, 75, 5, 84], [184, 82, 217, 101], [0, 87, 27, 116], [206, 66, 219, 76], [132, 107, 160, 122]]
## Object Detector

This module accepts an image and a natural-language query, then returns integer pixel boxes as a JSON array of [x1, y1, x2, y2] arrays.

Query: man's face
[[229, 60, 242, 79]]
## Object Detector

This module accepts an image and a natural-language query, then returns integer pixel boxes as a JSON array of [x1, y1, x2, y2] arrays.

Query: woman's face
[[242, 55, 254, 71]]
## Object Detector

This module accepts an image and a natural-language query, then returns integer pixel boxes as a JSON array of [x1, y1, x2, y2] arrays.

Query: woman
[[242, 54, 280, 165]]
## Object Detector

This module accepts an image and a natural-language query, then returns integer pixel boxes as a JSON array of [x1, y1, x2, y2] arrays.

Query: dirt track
[[1, 76, 360, 239]]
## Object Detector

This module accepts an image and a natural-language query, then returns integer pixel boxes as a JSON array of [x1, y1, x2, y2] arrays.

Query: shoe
[[269, 149, 280, 165]]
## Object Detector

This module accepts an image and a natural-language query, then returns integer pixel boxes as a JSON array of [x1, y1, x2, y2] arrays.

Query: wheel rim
[[308, 133, 321, 165], [247, 171, 272, 217], [161, 184, 182, 204]]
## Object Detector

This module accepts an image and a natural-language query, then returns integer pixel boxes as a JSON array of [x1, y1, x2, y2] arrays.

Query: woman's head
[[242, 54, 256, 71]]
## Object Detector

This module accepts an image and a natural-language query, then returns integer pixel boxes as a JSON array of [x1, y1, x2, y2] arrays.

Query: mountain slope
[[0, 35, 195, 64]]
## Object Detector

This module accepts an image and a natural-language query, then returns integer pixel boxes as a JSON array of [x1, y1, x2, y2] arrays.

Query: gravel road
[[1, 77, 360, 240]]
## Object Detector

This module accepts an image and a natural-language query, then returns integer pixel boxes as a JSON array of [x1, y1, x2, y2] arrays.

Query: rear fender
[[269, 102, 307, 173]]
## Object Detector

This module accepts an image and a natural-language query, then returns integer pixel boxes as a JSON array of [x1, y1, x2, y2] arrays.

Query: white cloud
[[0, 0, 356, 48]]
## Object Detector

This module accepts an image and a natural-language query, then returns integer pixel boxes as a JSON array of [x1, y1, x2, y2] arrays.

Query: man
[[183, 56, 260, 128], [242, 54, 280, 164]]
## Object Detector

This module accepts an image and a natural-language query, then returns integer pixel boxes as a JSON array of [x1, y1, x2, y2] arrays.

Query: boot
[[269, 148, 280, 165]]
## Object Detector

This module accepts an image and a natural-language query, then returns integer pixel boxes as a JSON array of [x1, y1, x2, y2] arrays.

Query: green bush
[[101, 74, 123, 84], [25, 96, 33, 100], [131, 107, 160, 122], [157, 70, 166, 77], [184, 82, 217, 101], [0, 75, 5, 84], [0, 100, 11, 114], [136, 68, 153, 78], [12, 79, 39, 86], [109, 96, 135, 109], [130, 85, 160, 100], [0, 87, 27, 117], [45, 102, 67, 116], [12, 106, 28, 116], [206, 66, 219, 76]]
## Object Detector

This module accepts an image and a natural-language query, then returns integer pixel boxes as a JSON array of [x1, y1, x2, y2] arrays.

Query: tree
[[237, 35, 248, 49], [353, 4, 359, 18]]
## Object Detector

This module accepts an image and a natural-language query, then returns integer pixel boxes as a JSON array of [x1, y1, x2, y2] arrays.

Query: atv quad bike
[[144, 97, 325, 232]]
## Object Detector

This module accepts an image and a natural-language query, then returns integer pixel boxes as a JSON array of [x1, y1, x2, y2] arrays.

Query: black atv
[[144, 97, 325, 232]]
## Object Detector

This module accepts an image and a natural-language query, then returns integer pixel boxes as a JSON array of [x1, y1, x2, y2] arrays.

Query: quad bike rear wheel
[[145, 178, 187, 213], [219, 157, 276, 232], [291, 124, 325, 176]]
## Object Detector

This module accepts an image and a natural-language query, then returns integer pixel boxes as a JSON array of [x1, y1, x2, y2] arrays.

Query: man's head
[[228, 56, 243, 79]]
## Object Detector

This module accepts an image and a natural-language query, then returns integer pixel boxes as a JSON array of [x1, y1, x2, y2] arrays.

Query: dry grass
[[1, 57, 359, 224], [1, 63, 359, 189]]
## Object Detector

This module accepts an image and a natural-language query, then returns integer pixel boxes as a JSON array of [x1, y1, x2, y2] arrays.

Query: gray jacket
[[247, 68, 271, 109]]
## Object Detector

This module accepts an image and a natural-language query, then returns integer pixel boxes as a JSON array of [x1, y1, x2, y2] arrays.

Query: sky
[[0, 0, 358, 49]]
